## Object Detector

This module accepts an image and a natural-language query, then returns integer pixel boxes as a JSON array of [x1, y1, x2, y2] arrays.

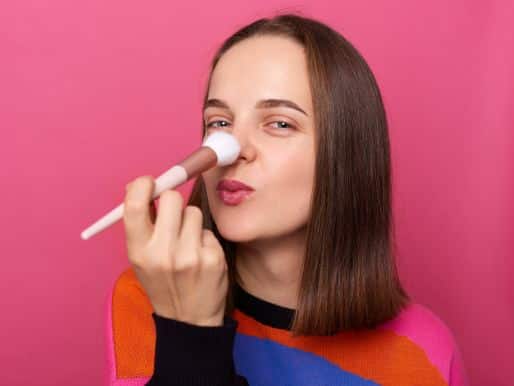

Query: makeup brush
[[80, 131, 240, 240]]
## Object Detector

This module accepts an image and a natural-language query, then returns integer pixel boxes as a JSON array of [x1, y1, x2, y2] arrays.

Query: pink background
[[1, 1, 512, 385]]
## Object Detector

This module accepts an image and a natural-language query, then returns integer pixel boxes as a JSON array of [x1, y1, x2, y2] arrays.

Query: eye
[[206, 120, 231, 128], [269, 121, 296, 131], [205, 119, 296, 133]]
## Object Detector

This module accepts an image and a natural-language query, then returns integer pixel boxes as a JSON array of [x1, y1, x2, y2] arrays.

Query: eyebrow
[[203, 98, 308, 116]]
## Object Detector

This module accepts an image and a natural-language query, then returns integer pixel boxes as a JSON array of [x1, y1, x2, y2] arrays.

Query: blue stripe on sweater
[[233, 333, 380, 386]]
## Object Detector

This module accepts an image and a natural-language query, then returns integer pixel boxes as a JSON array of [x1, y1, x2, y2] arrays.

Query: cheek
[[263, 152, 315, 220], [273, 163, 311, 197], [272, 146, 315, 192]]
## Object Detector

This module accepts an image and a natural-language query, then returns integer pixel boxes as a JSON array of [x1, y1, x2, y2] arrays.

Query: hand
[[122, 175, 228, 327]]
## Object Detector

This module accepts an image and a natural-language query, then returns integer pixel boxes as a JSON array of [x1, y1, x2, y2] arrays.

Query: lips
[[216, 179, 254, 206], [216, 179, 254, 192]]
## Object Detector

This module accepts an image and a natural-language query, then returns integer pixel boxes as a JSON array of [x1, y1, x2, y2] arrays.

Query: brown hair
[[187, 13, 410, 336]]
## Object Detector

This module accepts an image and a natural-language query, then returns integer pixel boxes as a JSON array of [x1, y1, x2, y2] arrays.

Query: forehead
[[207, 35, 312, 111]]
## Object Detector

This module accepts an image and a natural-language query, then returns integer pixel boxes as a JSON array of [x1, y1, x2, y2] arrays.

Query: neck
[[235, 225, 306, 310]]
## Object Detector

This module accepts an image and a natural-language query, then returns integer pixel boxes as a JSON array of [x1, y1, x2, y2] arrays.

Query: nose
[[221, 124, 256, 165]]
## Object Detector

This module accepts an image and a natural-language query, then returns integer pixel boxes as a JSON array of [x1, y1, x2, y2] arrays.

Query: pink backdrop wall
[[1, 1, 512, 385]]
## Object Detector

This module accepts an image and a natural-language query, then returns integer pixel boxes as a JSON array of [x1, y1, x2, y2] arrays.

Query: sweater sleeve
[[145, 313, 250, 386]]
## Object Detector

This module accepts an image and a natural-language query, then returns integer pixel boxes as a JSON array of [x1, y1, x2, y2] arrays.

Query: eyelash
[[205, 120, 296, 132]]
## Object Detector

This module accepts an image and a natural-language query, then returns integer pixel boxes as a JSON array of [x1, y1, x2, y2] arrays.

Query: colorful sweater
[[105, 268, 469, 386]]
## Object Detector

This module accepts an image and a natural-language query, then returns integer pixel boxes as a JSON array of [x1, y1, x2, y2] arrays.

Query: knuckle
[[126, 176, 154, 194], [202, 252, 225, 271], [124, 198, 147, 214], [143, 252, 171, 273], [155, 259, 172, 273], [173, 254, 200, 273], [142, 175, 155, 190]]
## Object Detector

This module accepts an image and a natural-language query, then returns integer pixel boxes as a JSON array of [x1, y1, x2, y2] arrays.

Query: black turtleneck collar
[[233, 281, 296, 331]]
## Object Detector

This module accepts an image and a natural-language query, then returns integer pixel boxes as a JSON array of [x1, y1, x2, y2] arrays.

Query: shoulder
[[105, 267, 154, 383], [380, 302, 457, 350], [378, 301, 468, 385]]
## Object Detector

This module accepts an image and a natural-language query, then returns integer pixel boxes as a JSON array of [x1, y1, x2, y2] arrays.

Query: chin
[[213, 218, 258, 243]]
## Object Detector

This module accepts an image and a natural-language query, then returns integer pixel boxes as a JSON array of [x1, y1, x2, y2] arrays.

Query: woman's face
[[201, 35, 316, 243]]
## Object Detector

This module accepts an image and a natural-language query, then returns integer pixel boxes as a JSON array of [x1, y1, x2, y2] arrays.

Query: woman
[[107, 13, 469, 386]]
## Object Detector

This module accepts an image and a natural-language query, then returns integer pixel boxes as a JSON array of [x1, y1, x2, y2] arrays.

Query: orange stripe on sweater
[[111, 268, 155, 378]]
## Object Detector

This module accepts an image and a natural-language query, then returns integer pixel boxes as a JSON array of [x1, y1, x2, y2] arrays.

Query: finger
[[123, 176, 156, 250], [200, 229, 226, 272], [177, 205, 203, 254], [201, 229, 224, 261], [153, 190, 183, 248]]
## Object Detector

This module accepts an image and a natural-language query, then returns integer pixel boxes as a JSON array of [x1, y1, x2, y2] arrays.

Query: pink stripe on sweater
[[378, 303, 468, 386]]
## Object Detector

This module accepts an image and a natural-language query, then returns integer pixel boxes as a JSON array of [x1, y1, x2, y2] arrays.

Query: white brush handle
[[80, 165, 187, 240], [80, 131, 240, 241]]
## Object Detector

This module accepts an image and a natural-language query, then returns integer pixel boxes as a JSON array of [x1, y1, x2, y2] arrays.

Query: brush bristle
[[201, 131, 241, 166]]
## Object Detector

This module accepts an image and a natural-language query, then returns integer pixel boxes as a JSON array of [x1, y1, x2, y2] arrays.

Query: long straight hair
[[187, 13, 410, 336]]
